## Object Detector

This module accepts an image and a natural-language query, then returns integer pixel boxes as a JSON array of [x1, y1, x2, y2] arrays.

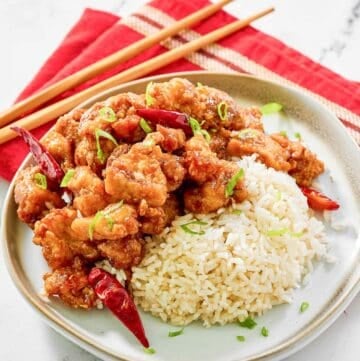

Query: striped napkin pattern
[[1, 0, 359, 181]]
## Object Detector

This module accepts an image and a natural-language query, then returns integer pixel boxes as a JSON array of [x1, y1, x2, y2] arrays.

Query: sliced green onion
[[260, 102, 283, 115], [95, 128, 118, 163], [139, 118, 152, 134], [145, 82, 155, 106], [290, 231, 304, 238], [34, 173, 47, 190], [143, 137, 155, 147], [103, 200, 124, 216], [225, 169, 245, 198], [196, 82, 203, 87], [217, 101, 228, 121], [294, 132, 302, 140], [232, 209, 243, 215], [238, 317, 257, 329], [266, 228, 289, 237], [98, 106, 116, 122], [236, 335, 245, 342], [261, 326, 269, 337], [279, 130, 288, 138], [238, 129, 260, 139], [143, 347, 156, 354], [180, 220, 208, 235], [276, 190, 282, 201], [188, 117, 211, 142], [168, 327, 184, 337], [88, 211, 104, 240], [60, 169, 75, 187], [300, 302, 309, 313]]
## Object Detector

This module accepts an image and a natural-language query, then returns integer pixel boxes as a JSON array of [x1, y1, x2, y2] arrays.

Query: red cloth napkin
[[1, 0, 360, 181]]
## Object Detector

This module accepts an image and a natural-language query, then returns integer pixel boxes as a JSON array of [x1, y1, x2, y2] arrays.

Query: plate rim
[[2, 70, 360, 361]]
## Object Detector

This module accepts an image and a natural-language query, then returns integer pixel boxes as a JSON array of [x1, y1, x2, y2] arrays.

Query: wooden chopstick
[[0, 0, 233, 128], [0, 7, 274, 145]]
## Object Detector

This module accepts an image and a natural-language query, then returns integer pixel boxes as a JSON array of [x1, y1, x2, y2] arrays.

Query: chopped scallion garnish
[[261, 326, 269, 337], [143, 347, 156, 354], [139, 118, 152, 134], [238, 129, 260, 139], [232, 209, 243, 215], [168, 327, 184, 337], [279, 130, 288, 138], [196, 82, 203, 87], [294, 132, 302, 140], [276, 190, 282, 201], [145, 82, 155, 106], [225, 169, 245, 198], [95, 128, 118, 163], [266, 228, 289, 237], [260, 102, 283, 115], [236, 335, 245, 342], [300, 302, 309, 313], [180, 220, 208, 235], [217, 101, 228, 121], [189, 117, 211, 142], [103, 200, 124, 216], [88, 211, 104, 240], [60, 169, 75, 187], [98, 106, 116, 122], [238, 317, 257, 329], [34, 173, 47, 190]]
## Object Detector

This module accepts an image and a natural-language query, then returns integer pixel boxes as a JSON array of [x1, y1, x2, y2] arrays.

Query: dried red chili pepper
[[11, 126, 64, 183], [137, 108, 192, 136], [88, 267, 149, 348], [300, 186, 340, 211]]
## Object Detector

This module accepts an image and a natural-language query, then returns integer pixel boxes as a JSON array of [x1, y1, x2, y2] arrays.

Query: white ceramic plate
[[2, 72, 360, 361]]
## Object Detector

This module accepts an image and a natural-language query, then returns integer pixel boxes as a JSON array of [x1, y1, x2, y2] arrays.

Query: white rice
[[130, 156, 329, 327]]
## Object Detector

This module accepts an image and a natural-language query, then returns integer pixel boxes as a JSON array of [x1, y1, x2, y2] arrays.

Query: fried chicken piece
[[74, 136, 117, 175], [14, 166, 65, 227], [156, 125, 186, 152], [71, 203, 139, 241], [209, 129, 231, 159], [184, 135, 247, 213], [138, 195, 180, 234], [97, 236, 143, 269], [78, 93, 146, 143], [104, 140, 168, 207], [149, 78, 263, 131], [34, 208, 100, 269], [41, 130, 74, 171], [271, 133, 325, 186], [227, 130, 292, 172], [66, 166, 110, 217], [44, 257, 97, 309], [54, 108, 84, 145]]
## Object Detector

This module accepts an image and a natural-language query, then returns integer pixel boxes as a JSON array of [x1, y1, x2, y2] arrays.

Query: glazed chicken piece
[[97, 236, 144, 270], [271, 133, 325, 186], [78, 92, 146, 143], [156, 125, 186, 152], [149, 78, 263, 131], [138, 194, 180, 235], [227, 130, 292, 172], [71, 203, 139, 241], [184, 135, 247, 213], [104, 137, 170, 207], [66, 166, 110, 217], [41, 130, 74, 171], [14, 166, 65, 227], [33, 208, 100, 270], [44, 257, 97, 309], [54, 108, 84, 145], [75, 136, 117, 175]]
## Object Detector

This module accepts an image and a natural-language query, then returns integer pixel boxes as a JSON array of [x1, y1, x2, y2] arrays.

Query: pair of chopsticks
[[0, 0, 274, 144]]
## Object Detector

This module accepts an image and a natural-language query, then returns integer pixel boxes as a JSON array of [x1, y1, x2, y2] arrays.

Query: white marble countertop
[[0, 0, 359, 360]]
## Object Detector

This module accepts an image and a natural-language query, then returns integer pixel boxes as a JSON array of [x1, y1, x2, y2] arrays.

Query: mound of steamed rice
[[130, 156, 328, 327]]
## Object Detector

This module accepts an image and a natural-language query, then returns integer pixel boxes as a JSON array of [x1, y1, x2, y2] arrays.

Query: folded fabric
[[1, 0, 359, 181]]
